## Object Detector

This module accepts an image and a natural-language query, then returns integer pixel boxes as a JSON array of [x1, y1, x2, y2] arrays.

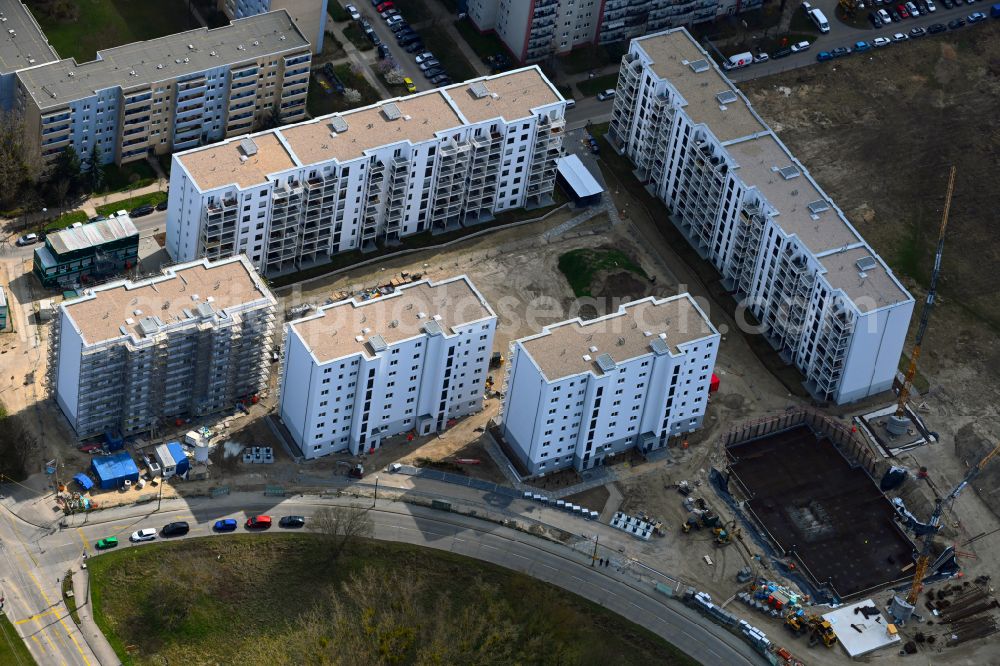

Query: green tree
[[81, 143, 104, 193], [51, 145, 82, 199]]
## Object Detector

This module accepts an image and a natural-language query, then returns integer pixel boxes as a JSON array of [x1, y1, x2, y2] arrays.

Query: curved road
[[1, 493, 765, 666]]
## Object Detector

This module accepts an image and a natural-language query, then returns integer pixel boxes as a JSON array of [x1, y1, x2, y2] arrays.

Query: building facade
[[465, 0, 761, 63], [499, 294, 720, 476], [15, 11, 310, 167], [51, 255, 277, 439], [33, 212, 139, 288], [218, 0, 328, 54], [607, 29, 914, 404], [166, 67, 566, 276], [279, 276, 496, 459]]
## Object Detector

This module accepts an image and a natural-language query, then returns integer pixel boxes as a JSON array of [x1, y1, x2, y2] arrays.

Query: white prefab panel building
[[166, 67, 567, 277], [606, 29, 914, 404], [280, 276, 497, 459], [51, 256, 277, 439], [499, 294, 720, 476]]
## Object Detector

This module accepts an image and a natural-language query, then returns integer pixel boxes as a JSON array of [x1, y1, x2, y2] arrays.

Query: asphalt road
[[354, 4, 430, 91], [726, 0, 994, 82], [0, 211, 167, 263], [0, 490, 766, 666]]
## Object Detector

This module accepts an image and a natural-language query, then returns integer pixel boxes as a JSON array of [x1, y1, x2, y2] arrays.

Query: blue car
[[854, 41, 872, 53], [213, 518, 238, 532], [816, 51, 834, 62]]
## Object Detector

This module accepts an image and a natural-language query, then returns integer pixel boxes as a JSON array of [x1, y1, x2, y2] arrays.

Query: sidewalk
[[80, 180, 167, 218], [326, 15, 392, 99], [71, 567, 121, 666]]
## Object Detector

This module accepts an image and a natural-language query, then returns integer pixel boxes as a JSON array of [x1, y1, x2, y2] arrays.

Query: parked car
[[380, 9, 399, 20], [130, 528, 157, 542], [790, 40, 811, 52], [872, 36, 892, 46], [941, 0, 953, 8], [386, 14, 404, 27], [245, 515, 272, 529], [889, 7, 902, 19], [161, 521, 190, 537], [15, 233, 39, 246], [870, 10, 884, 25], [422, 66, 444, 79], [816, 51, 834, 61], [345, 4, 361, 20], [905, 1, 920, 15], [279, 516, 306, 528], [403, 77, 416, 93], [376, 1, 394, 11], [967, 10, 987, 20], [418, 59, 440, 71], [377, 44, 391, 59], [403, 40, 425, 53], [596, 89, 616, 101], [925, 0, 937, 11], [155, 200, 168, 211], [878, 7, 893, 21], [752, 52, 769, 63], [891, 31, 909, 41], [79, 443, 103, 453], [95, 536, 118, 550], [89, 215, 107, 223], [213, 518, 238, 532], [831, 46, 852, 57], [948, 16, 966, 26], [910, 26, 927, 36], [772, 47, 793, 59], [896, 3, 910, 16], [397, 32, 421, 46], [854, 41, 872, 52], [415, 52, 435, 64], [130, 204, 154, 218]]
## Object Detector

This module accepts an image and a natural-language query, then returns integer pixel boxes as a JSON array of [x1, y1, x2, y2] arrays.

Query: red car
[[245, 515, 272, 529], [897, 3, 910, 17], [376, 1, 394, 11], [79, 444, 102, 453]]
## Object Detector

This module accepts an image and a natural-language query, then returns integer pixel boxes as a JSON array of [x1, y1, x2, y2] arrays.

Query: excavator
[[785, 613, 837, 647]]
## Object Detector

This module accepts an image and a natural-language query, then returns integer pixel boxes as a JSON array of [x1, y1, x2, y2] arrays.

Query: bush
[[45, 210, 88, 231]]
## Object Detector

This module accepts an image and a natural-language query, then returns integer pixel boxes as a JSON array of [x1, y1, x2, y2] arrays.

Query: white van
[[726, 51, 754, 69], [809, 8, 830, 32]]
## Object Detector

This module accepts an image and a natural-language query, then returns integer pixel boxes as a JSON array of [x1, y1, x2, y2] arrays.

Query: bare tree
[[0, 110, 42, 211], [0, 407, 39, 481], [310, 504, 374, 561]]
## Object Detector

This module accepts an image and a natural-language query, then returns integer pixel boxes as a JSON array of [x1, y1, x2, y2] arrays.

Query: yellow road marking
[[16, 609, 56, 624], [75, 528, 90, 551]]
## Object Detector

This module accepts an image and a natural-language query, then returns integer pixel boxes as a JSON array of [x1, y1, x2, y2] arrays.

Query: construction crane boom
[[906, 440, 1000, 604], [896, 166, 956, 418]]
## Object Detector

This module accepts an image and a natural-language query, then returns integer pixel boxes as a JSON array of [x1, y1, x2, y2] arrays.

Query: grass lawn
[[419, 25, 477, 83], [342, 21, 375, 51], [45, 210, 88, 232], [454, 18, 508, 62], [95, 191, 167, 217], [576, 72, 620, 98], [0, 614, 37, 666], [88, 535, 695, 665], [99, 160, 157, 195], [62, 571, 81, 625], [307, 65, 380, 117], [558, 43, 626, 75], [27, 0, 197, 63], [394, 0, 434, 24], [329, 2, 350, 22], [558, 248, 648, 297]]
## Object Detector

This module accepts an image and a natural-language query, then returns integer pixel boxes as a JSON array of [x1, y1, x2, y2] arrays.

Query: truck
[[809, 8, 830, 32], [725, 52, 754, 69]]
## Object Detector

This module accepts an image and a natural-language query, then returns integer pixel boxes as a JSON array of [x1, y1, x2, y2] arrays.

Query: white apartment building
[[166, 67, 566, 276], [51, 256, 277, 439], [279, 276, 496, 459], [499, 294, 720, 476], [465, 0, 761, 63], [218, 0, 328, 54], [607, 29, 914, 404]]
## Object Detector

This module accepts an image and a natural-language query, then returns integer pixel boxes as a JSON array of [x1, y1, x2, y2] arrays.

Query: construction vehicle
[[785, 613, 807, 635], [681, 509, 721, 533], [808, 617, 837, 648], [887, 167, 955, 438], [712, 527, 731, 546], [489, 352, 504, 369], [893, 439, 1000, 622]]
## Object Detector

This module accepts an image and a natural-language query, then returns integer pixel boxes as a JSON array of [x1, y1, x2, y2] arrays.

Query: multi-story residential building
[[218, 0, 328, 54], [50, 255, 277, 439], [33, 212, 139, 288], [0, 0, 58, 110], [166, 67, 566, 276], [465, 0, 761, 64], [607, 29, 914, 404], [499, 294, 720, 476], [279, 275, 496, 459], [15, 11, 310, 167]]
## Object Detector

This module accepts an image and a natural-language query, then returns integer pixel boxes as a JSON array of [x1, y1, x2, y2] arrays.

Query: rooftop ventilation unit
[[469, 81, 490, 98], [239, 137, 258, 157], [716, 90, 738, 105], [381, 102, 401, 120], [368, 334, 388, 352], [807, 199, 830, 215], [138, 317, 159, 336], [855, 255, 878, 272], [649, 338, 669, 355], [688, 59, 710, 73], [328, 116, 348, 133], [595, 353, 617, 373], [778, 165, 801, 180]]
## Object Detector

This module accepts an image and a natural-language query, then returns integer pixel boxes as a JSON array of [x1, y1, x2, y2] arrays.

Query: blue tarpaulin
[[90, 453, 139, 490], [104, 430, 125, 451], [73, 473, 93, 491]]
